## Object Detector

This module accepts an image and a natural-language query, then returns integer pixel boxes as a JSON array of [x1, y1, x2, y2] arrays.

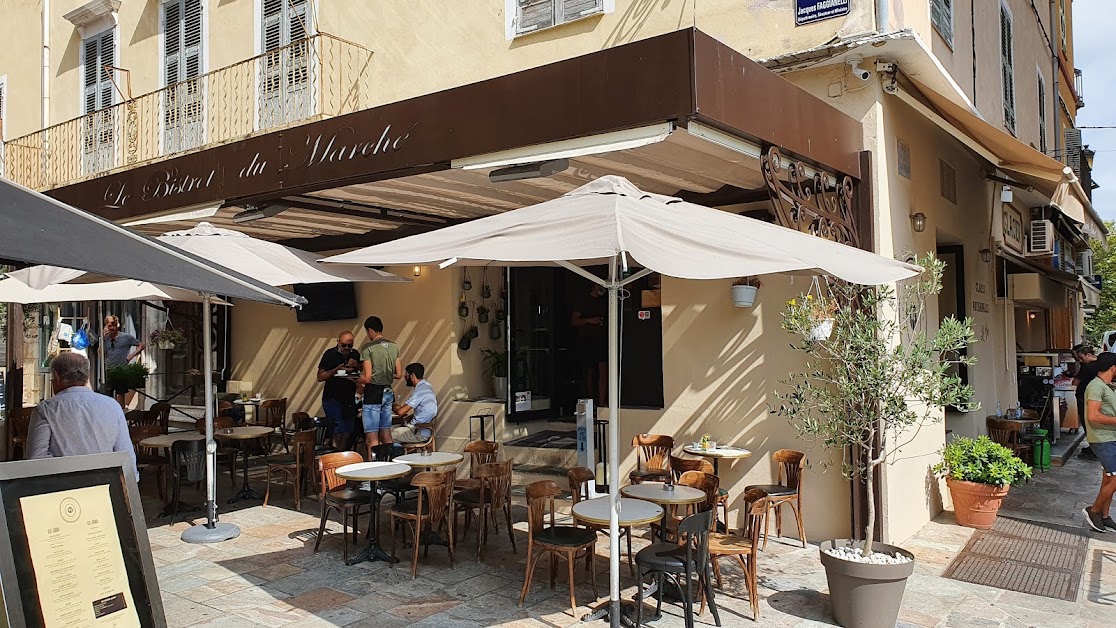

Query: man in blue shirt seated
[[391, 363, 437, 443]]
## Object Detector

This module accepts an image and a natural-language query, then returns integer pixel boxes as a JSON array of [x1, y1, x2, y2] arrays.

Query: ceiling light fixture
[[232, 203, 289, 224], [488, 159, 570, 183]]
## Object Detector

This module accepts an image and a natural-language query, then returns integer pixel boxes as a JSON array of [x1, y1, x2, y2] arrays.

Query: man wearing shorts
[[358, 316, 401, 454], [1074, 344, 1100, 458], [391, 363, 438, 444], [1082, 352, 1116, 532], [316, 331, 360, 449]]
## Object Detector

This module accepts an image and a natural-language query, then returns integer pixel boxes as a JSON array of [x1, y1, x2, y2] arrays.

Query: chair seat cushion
[[454, 487, 495, 505], [267, 454, 298, 466], [454, 478, 482, 491], [636, 542, 699, 572], [536, 526, 596, 547], [391, 500, 430, 517], [326, 488, 372, 504], [744, 484, 796, 497]]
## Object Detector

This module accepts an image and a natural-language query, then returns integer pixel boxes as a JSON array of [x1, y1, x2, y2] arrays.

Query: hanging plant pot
[[807, 318, 835, 342], [481, 285, 492, 299], [477, 309, 490, 324], [466, 325, 480, 339], [463, 279, 472, 291], [731, 284, 758, 307], [457, 336, 473, 351], [158, 340, 176, 350], [496, 309, 506, 322], [458, 300, 469, 318], [489, 322, 502, 340]]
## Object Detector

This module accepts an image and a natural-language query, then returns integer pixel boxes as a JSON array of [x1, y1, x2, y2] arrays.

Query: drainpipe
[[875, 0, 889, 33], [1050, 0, 1059, 160], [41, 0, 50, 128]]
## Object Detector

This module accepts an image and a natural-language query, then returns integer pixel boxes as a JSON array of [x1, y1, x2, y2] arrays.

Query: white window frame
[[1037, 67, 1047, 156], [1000, 0, 1016, 135], [931, 0, 954, 49], [159, 0, 209, 153], [505, 0, 615, 40]]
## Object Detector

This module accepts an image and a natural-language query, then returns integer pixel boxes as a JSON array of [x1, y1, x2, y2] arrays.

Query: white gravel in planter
[[824, 545, 913, 565]]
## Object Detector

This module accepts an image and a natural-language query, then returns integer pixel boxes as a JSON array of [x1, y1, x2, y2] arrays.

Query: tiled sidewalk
[[143, 454, 1116, 627]]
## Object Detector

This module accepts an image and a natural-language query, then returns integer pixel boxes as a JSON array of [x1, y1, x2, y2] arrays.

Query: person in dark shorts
[[94, 314, 144, 406], [317, 331, 360, 449], [1082, 352, 1116, 532], [1074, 344, 1100, 459], [571, 283, 607, 406]]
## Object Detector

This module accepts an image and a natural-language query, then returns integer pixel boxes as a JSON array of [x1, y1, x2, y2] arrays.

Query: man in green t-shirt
[[1082, 352, 1116, 533], [358, 315, 401, 454]]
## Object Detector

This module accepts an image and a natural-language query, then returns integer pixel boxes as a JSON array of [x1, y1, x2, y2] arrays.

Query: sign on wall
[[796, 0, 851, 26], [1002, 204, 1025, 254]]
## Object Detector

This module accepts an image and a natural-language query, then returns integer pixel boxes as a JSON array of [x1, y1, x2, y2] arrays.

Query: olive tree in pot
[[932, 436, 1032, 529], [773, 253, 977, 628]]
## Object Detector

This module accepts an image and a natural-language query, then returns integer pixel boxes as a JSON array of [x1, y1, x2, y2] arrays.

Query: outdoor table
[[139, 432, 206, 518], [577, 497, 664, 627], [681, 444, 753, 476], [213, 426, 273, 503], [621, 482, 705, 541], [335, 461, 412, 565], [394, 451, 463, 469], [234, 398, 267, 423]]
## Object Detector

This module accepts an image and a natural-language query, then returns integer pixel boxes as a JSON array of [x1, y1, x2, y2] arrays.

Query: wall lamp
[[980, 248, 992, 263], [412, 266, 422, 277], [1028, 310, 1038, 320], [910, 212, 926, 233]]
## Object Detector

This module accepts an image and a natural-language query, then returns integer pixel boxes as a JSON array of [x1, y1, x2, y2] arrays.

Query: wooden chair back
[[464, 439, 498, 477], [292, 411, 314, 430], [743, 488, 769, 547], [773, 449, 806, 491], [670, 455, 713, 481], [987, 418, 1020, 448], [678, 470, 720, 514], [216, 400, 234, 414], [568, 467, 595, 505], [11, 407, 34, 440], [150, 402, 172, 434], [126, 409, 157, 427], [525, 479, 563, 538], [128, 424, 162, 456], [292, 428, 317, 468], [318, 451, 363, 494], [196, 416, 235, 433], [475, 460, 513, 510], [261, 398, 288, 429], [412, 469, 456, 529], [633, 434, 673, 472]]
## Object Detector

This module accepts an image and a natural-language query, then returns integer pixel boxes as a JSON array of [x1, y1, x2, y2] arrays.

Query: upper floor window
[[163, 0, 205, 152], [932, 0, 953, 48], [1059, 1, 1067, 55], [82, 28, 116, 115], [259, 0, 312, 128], [1037, 71, 1048, 156], [1000, 2, 1016, 135], [508, 0, 606, 38]]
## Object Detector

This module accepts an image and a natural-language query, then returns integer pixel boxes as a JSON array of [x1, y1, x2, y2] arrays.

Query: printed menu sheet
[[20, 484, 141, 627]]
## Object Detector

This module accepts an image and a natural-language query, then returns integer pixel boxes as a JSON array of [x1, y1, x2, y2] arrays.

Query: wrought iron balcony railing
[[3, 34, 372, 190]]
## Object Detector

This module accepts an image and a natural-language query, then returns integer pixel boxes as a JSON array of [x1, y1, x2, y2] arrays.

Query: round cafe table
[[681, 444, 753, 476], [394, 451, 463, 469], [573, 496, 663, 527], [335, 461, 412, 565], [213, 426, 273, 503], [139, 432, 206, 518], [621, 482, 705, 541]]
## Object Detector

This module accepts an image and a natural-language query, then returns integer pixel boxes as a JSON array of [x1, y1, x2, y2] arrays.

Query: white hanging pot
[[158, 340, 176, 350], [808, 318, 835, 341], [731, 285, 758, 307]]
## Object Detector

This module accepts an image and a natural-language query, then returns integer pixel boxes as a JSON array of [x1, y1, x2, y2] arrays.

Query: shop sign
[[795, 0, 851, 26], [1002, 204, 1025, 254]]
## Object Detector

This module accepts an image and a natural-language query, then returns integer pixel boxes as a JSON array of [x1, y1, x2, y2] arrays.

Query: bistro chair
[[453, 459, 516, 560], [196, 416, 239, 485], [313, 451, 372, 562], [519, 480, 599, 617], [263, 428, 318, 510], [372, 443, 416, 507], [129, 424, 168, 500], [569, 466, 635, 575], [389, 469, 457, 578], [652, 470, 719, 542], [635, 508, 721, 628], [629, 434, 673, 484], [125, 409, 158, 428], [9, 407, 34, 460], [707, 488, 768, 621], [745, 449, 807, 549], [987, 418, 1033, 463], [453, 440, 499, 492], [671, 455, 730, 529], [150, 402, 172, 434], [169, 438, 207, 524], [400, 417, 438, 454], [260, 398, 290, 453]]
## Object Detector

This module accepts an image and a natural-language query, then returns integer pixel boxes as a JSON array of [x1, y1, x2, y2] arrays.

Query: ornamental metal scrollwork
[[761, 146, 860, 248]]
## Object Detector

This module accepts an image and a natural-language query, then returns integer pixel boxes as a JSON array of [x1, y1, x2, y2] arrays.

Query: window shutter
[[1065, 128, 1082, 175], [164, 0, 182, 85], [517, 0, 555, 34], [262, 0, 284, 52], [561, 0, 603, 22], [99, 30, 115, 110], [1037, 75, 1047, 155], [83, 36, 100, 114], [288, 0, 308, 43], [183, 0, 203, 81], [932, 0, 953, 45], [1000, 6, 1015, 133]]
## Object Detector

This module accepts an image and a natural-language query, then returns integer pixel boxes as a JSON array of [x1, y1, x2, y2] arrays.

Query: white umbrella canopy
[[323, 175, 920, 284], [0, 276, 231, 304], [323, 175, 920, 625]]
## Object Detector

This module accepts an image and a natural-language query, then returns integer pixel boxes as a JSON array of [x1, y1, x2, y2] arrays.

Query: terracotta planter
[[820, 540, 915, 628], [947, 478, 1010, 529]]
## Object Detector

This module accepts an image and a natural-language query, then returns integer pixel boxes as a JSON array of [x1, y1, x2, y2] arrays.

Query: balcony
[[3, 34, 372, 190]]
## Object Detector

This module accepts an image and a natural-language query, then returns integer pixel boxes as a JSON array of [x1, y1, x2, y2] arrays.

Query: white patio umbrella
[[0, 276, 232, 304], [322, 176, 920, 625]]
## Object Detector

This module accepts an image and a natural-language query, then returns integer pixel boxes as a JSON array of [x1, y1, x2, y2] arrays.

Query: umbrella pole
[[607, 255, 621, 628], [182, 294, 240, 543]]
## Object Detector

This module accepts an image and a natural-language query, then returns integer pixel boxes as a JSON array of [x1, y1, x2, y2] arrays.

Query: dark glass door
[[508, 268, 558, 422]]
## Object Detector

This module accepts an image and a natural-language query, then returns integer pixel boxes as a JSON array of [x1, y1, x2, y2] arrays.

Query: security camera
[[848, 58, 871, 82]]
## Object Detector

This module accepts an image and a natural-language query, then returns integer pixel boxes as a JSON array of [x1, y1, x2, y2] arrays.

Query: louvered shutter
[[1065, 128, 1082, 175], [1038, 75, 1047, 155], [82, 29, 115, 173], [183, 0, 203, 82], [932, 0, 953, 45], [1000, 6, 1015, 133], [562, 0, 603, 21], [259, 0, 311, 128], [517, 0, 555, 34], [164, 0, 182, 85]]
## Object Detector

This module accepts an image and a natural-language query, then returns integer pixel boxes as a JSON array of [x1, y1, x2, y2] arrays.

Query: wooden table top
[[621, 482, 706, 505], [573, 497, 663, 526]]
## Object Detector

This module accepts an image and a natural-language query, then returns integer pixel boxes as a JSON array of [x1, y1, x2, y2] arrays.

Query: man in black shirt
[[317, 331, 360, 449], [571, 284, 607, 406], [1074, 344, 1100, 458]]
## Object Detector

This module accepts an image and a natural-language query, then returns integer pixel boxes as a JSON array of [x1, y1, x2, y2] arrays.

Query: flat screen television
[[292, 282, 358, 322]]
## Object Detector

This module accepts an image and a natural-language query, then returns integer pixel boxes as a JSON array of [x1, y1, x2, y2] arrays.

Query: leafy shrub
[[105, 362, 151, 390], [932, 436, 1033, 487]]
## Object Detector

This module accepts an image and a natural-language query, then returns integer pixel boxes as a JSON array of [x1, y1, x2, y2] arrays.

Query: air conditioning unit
[[1077, 249, 1095, 276], [1026, 220, 1055, 256]]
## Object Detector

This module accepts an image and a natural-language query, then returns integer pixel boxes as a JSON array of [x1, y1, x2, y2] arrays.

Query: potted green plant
[[730, 276, 761, 307], [933, 436, 1032, 529], [773, 253, 978, 628], [149, 327, 186, 350], [481, 348, 508, 400], [105, 362, 151, 391]]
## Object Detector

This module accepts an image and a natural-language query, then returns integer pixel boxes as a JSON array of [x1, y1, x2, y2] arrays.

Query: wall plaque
[[1002, 204, 1025, 254]]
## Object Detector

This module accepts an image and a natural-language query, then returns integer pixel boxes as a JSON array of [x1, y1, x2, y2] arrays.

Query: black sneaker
[[1081, 447, 1097, 460], [1104, 517, 1116, 532], [1084, 508, 1107, 532]]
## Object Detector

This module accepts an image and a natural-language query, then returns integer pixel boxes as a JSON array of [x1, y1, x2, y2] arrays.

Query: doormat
[[505, 430, 578, 449], [940, 516, 1089, 601]]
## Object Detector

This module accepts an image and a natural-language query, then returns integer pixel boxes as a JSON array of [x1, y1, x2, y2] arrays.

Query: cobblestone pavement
[[142, 453, 1116, 627]]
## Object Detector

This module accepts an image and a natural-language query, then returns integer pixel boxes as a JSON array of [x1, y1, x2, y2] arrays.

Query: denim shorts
[[322, 398, 355, 434], [1092, 441, 1116, 476], [362, 387, 395, 432]]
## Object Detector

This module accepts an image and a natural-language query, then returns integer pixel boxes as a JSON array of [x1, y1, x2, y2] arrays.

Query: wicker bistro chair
[[313, 451, 373, 562], [195, 416, 239, 485], [987, 417, 1033, 463], [670, 455, 730, 529], [569, 466, 635, 576], [635, 509, 721, 628], [129, 424, 168, 500], [9, 407, 34, 460], [150, 402, 172, 434], [629, 434, 674, 484], [744, 449, 807, 549], [707, 488, 768, 621], [651, 471, 720, 542], [263, 428, 318, 510], [454, 440, 499, 492], [519, 480, 599, 617], [169, 438, 207, 524], [389, 469, 457, 578], [453, 459, 516, 560]]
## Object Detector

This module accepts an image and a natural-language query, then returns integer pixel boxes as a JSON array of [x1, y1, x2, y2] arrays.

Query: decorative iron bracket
[[761, 146, 860, 248]]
